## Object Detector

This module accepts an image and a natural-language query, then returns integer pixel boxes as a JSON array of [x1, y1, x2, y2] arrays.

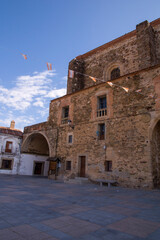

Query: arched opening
[[104, 63, 122, 81], [22, 133, 49, 155], [110, 67, 120, 80], [20, 133, 50, 176], [151, 120, 160, 188]]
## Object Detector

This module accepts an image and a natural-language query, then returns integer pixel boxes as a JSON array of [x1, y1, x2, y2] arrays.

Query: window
[[97, 96, 107, 117], [61, 106, 69, 124], [68, 135, 73, 144], [1, 159, 12, 170], [5, 141, 12, 153], [66, 161, 71, 170], [105, 161, 112, 172], [98, 123, 105, 140], [111, 68, 120, 80]]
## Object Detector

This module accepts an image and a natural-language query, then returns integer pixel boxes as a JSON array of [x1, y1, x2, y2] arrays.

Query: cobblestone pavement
[[0, 175, 160, 240]]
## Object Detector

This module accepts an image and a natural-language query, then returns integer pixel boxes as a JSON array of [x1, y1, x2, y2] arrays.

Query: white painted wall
[[19, 154, 49, 176], [0, 134, 49, 177], [0, 134, 21, 175]]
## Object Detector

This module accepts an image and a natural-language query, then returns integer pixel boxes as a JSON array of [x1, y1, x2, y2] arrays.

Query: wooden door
[[80, 156, 86, 177], [34, 162, 43, 175]]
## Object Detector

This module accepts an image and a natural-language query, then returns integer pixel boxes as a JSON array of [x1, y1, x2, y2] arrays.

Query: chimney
[[10, 120, 15, 129]]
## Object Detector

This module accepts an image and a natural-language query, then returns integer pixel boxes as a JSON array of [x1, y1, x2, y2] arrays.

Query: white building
[[0, 121, 22, 175]]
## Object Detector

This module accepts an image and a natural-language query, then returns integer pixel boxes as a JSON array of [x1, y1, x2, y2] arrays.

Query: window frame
[[66, 161, 71, 171], [110, 67, 120, 80], [98, 123, 105, 140], [105, 160, 112, 172], [97, 95, 107, 117], [1, 159, 13, 170], [61, 106, 69, 124], [5, 141, 13, 153], [68, 135, 73, 144]]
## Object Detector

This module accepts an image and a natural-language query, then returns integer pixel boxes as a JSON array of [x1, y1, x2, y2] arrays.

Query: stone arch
[[21, 132, 50, 156], [103, 62, 124, 81], [151, 119, 160, 188]]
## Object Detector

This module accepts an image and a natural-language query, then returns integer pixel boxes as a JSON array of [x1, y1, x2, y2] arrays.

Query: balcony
[[61, 117, 69, 125], [97, 108, 107, 117]]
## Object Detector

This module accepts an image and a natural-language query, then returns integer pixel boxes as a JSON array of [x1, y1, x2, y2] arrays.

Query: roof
[[75, 18, 160, 60], [0, 127, 23, 137]]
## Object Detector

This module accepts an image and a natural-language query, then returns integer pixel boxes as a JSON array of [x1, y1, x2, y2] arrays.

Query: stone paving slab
[[0, 174, 160, 239], [107, 217, 160, 238]]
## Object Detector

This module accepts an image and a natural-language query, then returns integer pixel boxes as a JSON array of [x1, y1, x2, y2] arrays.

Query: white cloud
[[37, 108, 49, 118], [46, 88, 66, 98], [0, 114, 35, 131], [33, 99, 44, 108], [0, 70, 60, 111], [62, 76, 67, 81], [0, 70, 67, 130]]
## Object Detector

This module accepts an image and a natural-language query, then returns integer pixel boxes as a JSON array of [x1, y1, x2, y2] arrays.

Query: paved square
[[0, 174, 160, 239], [107, 217, 160, 238]]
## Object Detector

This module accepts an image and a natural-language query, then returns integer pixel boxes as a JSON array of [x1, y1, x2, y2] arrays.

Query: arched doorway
[[151, 120, 160, 188], [20, 133, 50, 176]]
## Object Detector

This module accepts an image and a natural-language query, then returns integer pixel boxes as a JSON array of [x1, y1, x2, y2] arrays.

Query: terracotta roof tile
[[0, 127, 23, 137]]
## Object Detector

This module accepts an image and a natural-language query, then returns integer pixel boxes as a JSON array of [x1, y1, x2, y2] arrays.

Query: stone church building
[[21, 18, 160, 188]]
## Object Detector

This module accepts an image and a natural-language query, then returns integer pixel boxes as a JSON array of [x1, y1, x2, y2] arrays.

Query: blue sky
[[0, 0, 159, 130]]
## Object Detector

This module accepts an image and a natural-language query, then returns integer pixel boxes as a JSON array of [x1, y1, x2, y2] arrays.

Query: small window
[[111, 68, 120, 80], [1, 159, 12, 170], [98, 123, 105, 140], [68, 135, 73, 143], [5, 141, 12, 153], [66, 161, 71, 170], [105, 161, 112, 172], [97, 96, 107, 117], [61, 106, 69, 124]]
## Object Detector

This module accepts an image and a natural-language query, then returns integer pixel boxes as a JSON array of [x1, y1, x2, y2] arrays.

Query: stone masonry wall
[[67, 59, 85, 94], [23, 122, 58, 157], [154, 23, 160, 61], [67, 19, 160, 95], [22, 18, 160, 188], [136, 20, 157, 69], [47, 65, 160, 188], [67, 33, 139, 94]]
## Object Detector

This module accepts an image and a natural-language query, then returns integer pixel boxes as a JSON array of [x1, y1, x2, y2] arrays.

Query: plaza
[[0, 175, 160, 239]]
